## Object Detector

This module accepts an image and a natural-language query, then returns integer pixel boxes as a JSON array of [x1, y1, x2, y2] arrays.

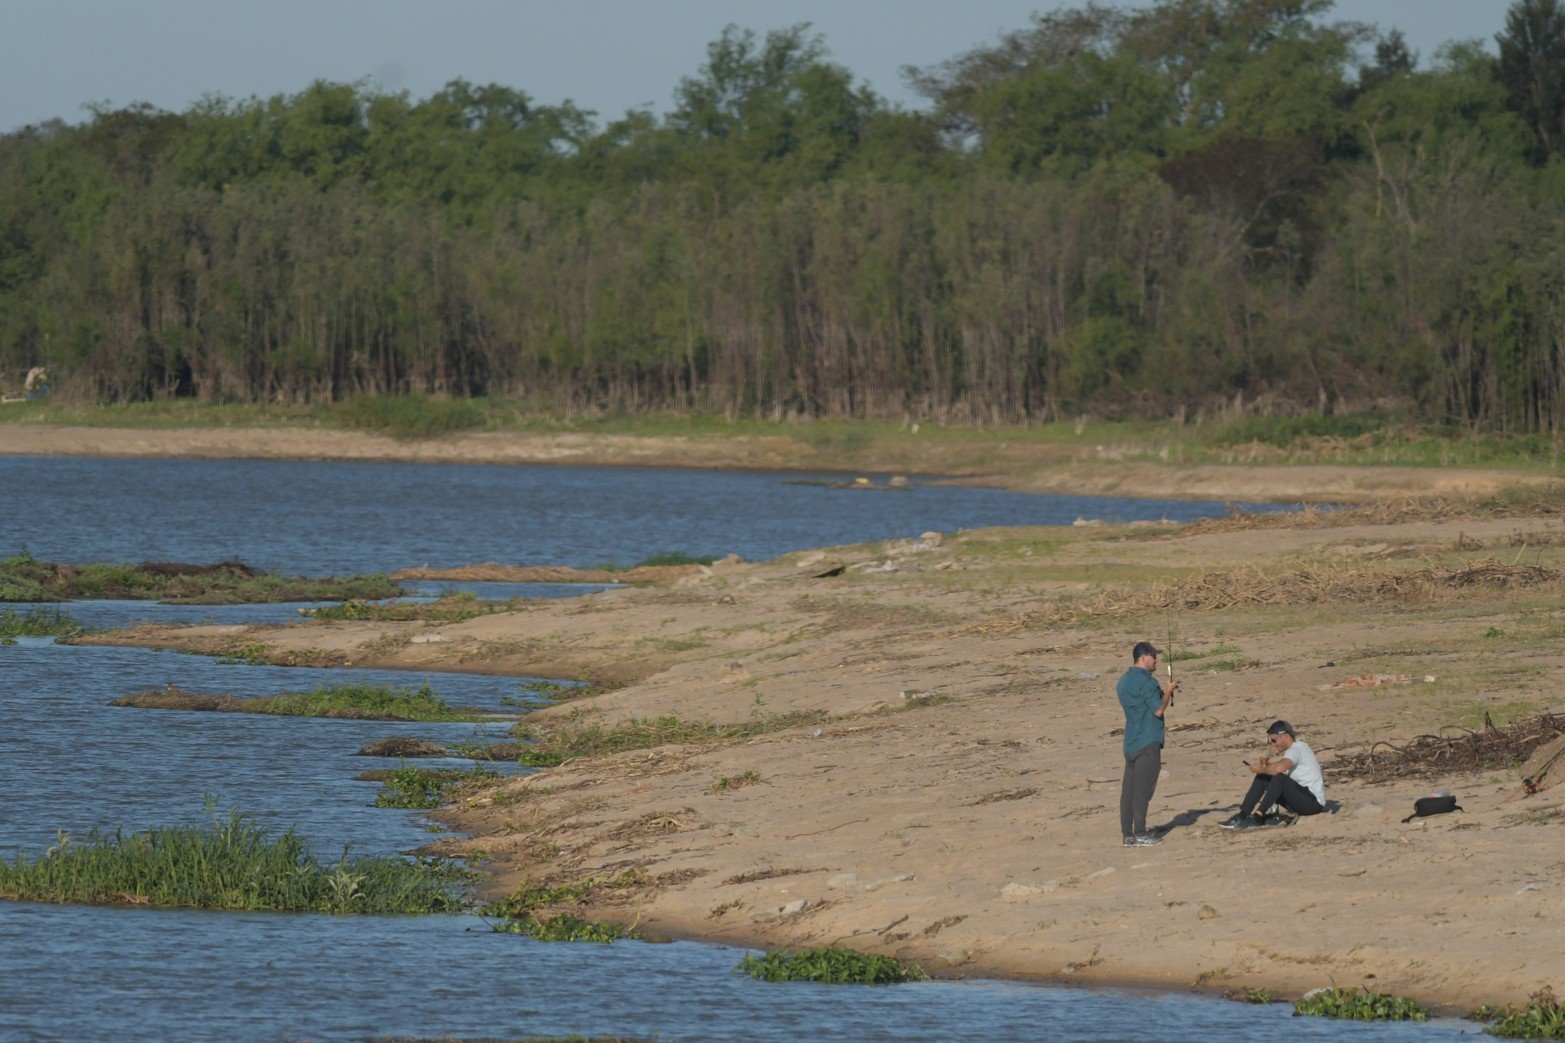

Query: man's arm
[[1251, 757, 1295, 776], [1150, 675, 1172, 719]]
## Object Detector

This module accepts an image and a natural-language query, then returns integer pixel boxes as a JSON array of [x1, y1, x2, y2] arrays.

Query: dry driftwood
[[1331, 713, 1565, 785]]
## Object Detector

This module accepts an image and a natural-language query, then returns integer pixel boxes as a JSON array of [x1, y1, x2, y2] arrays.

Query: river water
[[0, 455, 1467, 1041]]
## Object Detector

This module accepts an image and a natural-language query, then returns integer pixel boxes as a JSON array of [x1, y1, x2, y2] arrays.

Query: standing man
[[1118, 640, 1176, 847], [1219, 720, 1326, 828]]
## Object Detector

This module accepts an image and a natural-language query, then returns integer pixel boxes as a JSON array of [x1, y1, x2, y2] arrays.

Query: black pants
[[1240, 772, 1324, 818], [1120, 742, 1161, 837]]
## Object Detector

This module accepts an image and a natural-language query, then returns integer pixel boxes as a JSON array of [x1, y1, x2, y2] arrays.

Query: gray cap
[[1266, 719, 1296, 737]]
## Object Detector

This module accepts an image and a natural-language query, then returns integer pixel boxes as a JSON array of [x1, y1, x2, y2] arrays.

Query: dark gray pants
[[1240, 772, 1324, 818], [1120, 742, 1162, 837]]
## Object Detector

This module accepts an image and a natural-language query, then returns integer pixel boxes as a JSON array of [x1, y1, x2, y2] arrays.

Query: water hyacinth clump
[[0, 811, 472, 914], [1292, 987, 1428, 1022], [1475, 989, 1565, 1038], [737, 947, 929, 985]]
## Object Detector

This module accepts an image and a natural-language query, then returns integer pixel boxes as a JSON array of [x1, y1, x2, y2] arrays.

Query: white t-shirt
[[1281, 737, 1326, 805]]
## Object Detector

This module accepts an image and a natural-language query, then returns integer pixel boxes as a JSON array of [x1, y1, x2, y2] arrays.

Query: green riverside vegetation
[[0, 606, 86, 641], [513, 712, 830, 767], [0, 551, 400, 604], [736, 948, 929, 984], [0, 811, 471, 913], [5, 2, 1565, 434], [1474, 989, 1565, 1039], [113, 682, 484, 723], [492, 914, 633, 943], [372, 764, 500, 809], [302, 592, 505, 623], [1292, 987, 1429, 1022]]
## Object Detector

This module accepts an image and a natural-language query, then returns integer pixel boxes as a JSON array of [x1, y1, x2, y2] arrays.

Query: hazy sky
[[1, 1, 1509, 133]]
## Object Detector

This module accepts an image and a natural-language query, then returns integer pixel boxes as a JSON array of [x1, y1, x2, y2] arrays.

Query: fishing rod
[[1166, 611, 1176, 705]]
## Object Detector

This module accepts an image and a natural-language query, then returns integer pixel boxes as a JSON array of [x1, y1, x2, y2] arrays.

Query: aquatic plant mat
[[1293, 987, 1428, 1021], [113, 683, 485, 722], [1332, 713, 1565, 784], [736, 947, 928, 984], [0, 811, 471, 912], [0, 550, 399, 603], [1475, 988, 1565, 1039]]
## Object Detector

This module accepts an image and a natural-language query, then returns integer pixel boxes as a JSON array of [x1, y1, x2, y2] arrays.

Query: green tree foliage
[[1, 1, 1564, 432], [1496, 0, 1565, 161]]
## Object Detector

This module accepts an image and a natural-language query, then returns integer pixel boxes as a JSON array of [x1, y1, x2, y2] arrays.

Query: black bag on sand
[[1401, 791, 1462, 823]]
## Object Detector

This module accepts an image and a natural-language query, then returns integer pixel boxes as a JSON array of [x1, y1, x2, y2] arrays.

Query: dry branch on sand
[[1331, 713, 1565, 785]]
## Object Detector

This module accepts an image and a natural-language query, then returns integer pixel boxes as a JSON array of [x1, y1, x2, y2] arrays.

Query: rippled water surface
[[0, 454, 1287, 574], [0, 456, 1462, 1041]]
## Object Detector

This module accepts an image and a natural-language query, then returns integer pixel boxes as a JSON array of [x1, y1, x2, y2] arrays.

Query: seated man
[[1219, 720, 1326, 828]]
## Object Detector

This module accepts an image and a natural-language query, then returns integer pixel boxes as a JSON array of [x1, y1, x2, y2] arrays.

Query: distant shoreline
[[2, 421, 1554, 505]]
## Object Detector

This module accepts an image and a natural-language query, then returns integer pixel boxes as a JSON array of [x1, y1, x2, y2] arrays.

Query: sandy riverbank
[[0, 421, 1552, 503], [82, 486, 1565, 1013]]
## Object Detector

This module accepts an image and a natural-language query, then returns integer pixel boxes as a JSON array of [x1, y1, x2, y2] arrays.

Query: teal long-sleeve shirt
[[1116, 666, 1165, 755]]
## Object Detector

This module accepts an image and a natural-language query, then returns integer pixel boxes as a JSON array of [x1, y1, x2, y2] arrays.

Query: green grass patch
[[513, 711, 830, 767], [709, 770, 763, 792], [1169, 643, 1242, 663], [632, 551, 719, 568], [1293, 987, 1428, 1022], [114, 682, 483, 723], [501, 678, 593, 708], [331, 395, 489, 439], [0, 550, 399, 604], [372, 764, 499, 809], [0, 810, 471, 913], [492, 913, 633, 943], [1475, 988, 1565, 1038], [0, 606, 87, 639], [302, 592, 503, 623], [1205, 655, 1259, 672], [485, 870, 645, 923], [590, 550, 719, 571], [736, 947, 929, 984], [9, 403, 1563, 473], [1445, 699, 1542, 732]]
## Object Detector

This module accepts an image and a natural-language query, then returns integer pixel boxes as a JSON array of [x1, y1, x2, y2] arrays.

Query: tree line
[[2, 0, 1564, 431]]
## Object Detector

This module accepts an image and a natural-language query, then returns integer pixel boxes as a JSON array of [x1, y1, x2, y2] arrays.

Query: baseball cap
[[1132, 641, 1163, 660], [1266, 720, 1296, 737]]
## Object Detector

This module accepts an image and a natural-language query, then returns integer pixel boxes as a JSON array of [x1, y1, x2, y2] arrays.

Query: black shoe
[[1218, 814, 1260, 830]]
